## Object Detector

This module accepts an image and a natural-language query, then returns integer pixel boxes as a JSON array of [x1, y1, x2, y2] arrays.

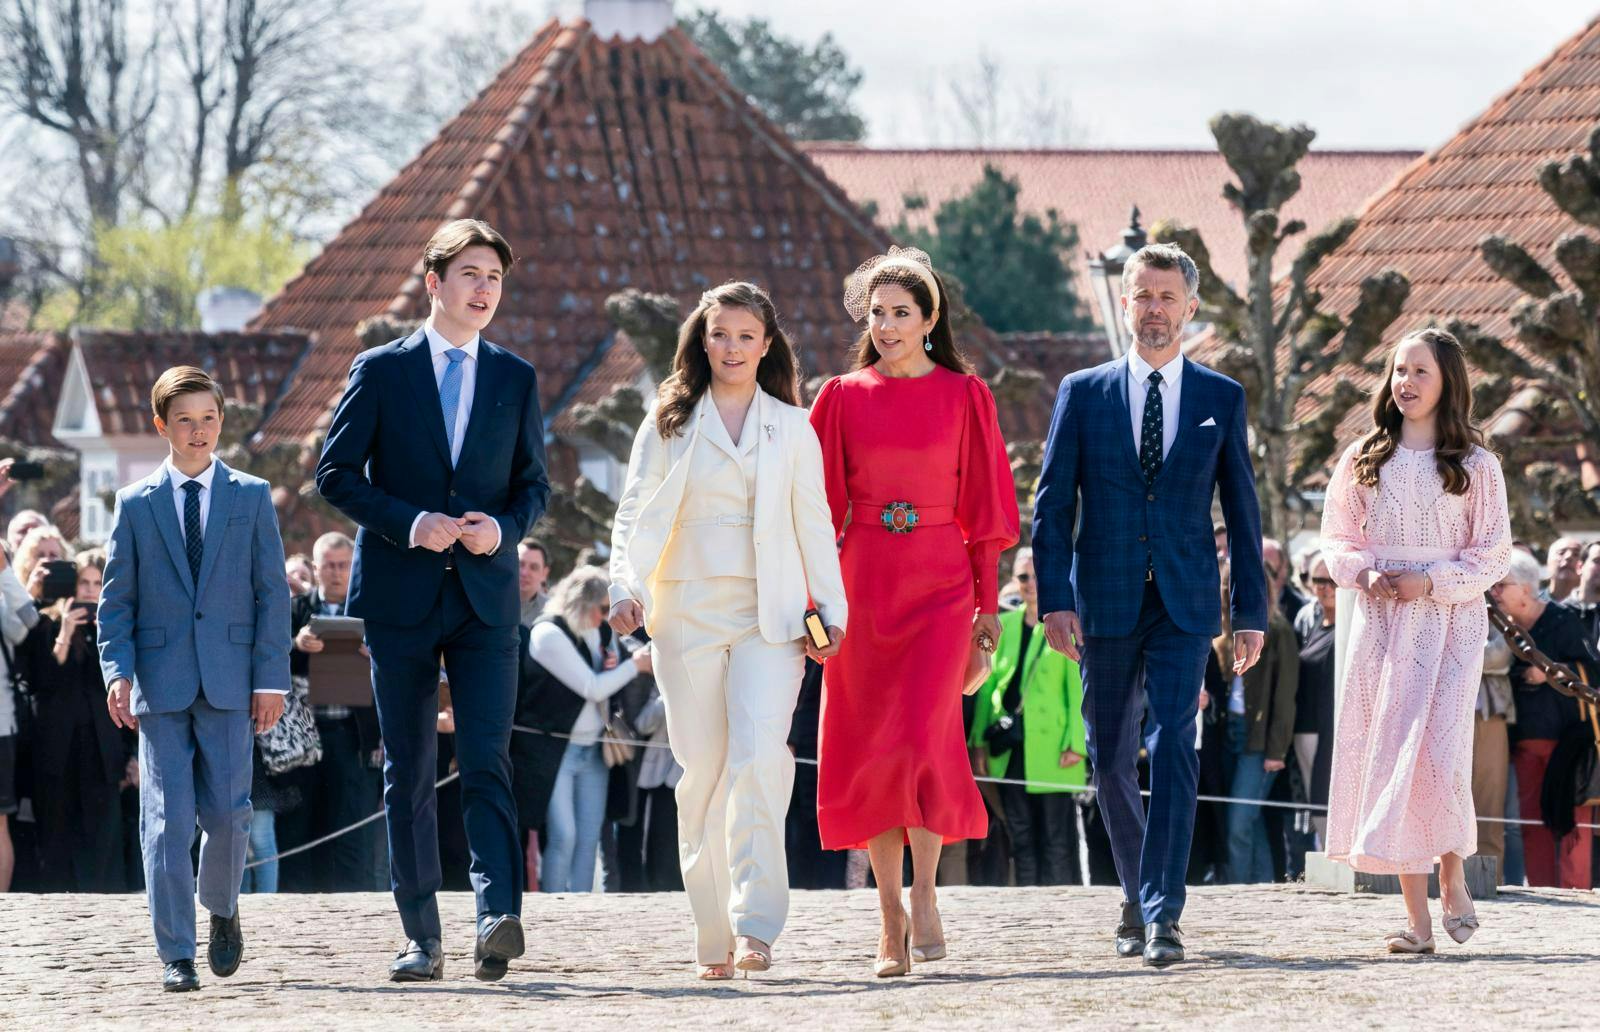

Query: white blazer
[[609, 388, 847, 644]]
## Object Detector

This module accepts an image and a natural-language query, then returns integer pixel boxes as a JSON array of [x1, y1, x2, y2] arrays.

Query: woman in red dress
[[810, 247, 1019, 976]]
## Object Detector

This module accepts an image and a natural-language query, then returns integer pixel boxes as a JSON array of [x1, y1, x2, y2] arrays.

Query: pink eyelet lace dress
[[1319, 442, 1512, 874]]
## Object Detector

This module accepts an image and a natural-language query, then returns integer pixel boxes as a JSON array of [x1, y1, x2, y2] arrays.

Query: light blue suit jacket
[[97, 458, 292, 714]]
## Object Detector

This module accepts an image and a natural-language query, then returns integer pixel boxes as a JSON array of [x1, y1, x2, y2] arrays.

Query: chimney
[[585, 0, 673, 41], [197, 286, 263, 332]]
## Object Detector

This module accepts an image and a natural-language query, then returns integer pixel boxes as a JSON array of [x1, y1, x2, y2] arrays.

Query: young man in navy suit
[[1032, 244, 1268, 967], [99, 366, 291, 992], [317, 219, 548, 982]]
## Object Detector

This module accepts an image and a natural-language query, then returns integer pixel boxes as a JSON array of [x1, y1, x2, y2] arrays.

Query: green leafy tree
[[896, 164, 1087, 334], [679, 9, 865, 142], [42, 213, 306, 331], [1151, 113, 1409, 540]]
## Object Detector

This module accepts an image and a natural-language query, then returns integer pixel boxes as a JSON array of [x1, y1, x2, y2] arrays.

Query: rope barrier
[[241, 721, 1600, 869]]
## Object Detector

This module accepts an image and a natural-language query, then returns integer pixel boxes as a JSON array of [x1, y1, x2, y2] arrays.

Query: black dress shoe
[[1142, 921, 1185, 967], [1115, 901, 1146, 958], [209, 912, 244, 977], [474, 913, 525, 982], [390, 938, 444, 982], [163, 959, 200, 992]]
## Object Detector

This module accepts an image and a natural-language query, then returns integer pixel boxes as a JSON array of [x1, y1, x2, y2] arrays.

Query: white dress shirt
[[165, 456, 217, 538], [424, 319, 479, 466], [1127, 348, 1184, 462], [406, 318, 501, 554], [528, 621, 636, 746]]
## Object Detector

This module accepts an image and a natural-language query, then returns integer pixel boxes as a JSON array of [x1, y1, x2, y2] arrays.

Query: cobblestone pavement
[[2, 884, 1597, 1030]]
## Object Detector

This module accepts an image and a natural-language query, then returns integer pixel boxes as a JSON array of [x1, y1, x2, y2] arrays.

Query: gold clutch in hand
[[963, 630, 996, 695], [803, 608, 831, 650]]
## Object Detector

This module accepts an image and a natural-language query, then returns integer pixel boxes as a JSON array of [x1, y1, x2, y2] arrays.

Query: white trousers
[[652, 576, 805, 964]]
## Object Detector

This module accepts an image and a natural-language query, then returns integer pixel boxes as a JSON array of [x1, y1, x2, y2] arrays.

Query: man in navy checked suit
[[1033, 243, 1267, 967]]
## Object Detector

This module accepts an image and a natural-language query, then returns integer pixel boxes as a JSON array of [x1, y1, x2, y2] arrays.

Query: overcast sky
[[505, 0, 1600, 150]]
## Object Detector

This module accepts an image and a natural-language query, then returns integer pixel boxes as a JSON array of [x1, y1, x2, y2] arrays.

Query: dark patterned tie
[[1140, 370, 1164, 484], [181, 480, 204, 584]]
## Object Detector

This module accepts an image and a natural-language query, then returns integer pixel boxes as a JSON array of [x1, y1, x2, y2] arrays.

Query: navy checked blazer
[[1032, 355, 1268, 639]]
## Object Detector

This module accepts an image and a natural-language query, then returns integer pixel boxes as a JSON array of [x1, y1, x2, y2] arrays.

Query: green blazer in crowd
[[969, 608, 1089, 793]]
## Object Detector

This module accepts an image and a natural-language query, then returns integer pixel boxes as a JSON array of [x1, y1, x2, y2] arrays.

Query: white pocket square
[[1198, 417, 1217, 428]]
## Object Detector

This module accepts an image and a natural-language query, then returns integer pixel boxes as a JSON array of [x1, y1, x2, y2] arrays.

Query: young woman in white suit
[[608, 281, 847, 980]]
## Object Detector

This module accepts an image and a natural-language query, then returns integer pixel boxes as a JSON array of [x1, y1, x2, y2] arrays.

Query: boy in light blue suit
[[98, 366, 292, 992]]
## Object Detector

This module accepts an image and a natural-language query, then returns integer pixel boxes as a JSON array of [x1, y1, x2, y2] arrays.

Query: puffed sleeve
[[1320, 443, 1375, 590], [1426, 449, 1513, 605], [808, 376, 851, 538], [957, 375, 1021, 613]]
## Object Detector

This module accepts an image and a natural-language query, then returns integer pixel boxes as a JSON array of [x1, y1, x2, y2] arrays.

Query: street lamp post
[[1086, 206, 1147, 359]]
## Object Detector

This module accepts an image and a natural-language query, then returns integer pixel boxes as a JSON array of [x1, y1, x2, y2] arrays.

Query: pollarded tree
[[533, 290, 683, 574], [1452, 124, 1600, 537], [1150, 112, 1410, 539]]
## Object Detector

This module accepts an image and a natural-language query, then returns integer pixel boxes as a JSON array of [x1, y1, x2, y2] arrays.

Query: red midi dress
[[809, 364, 1020, 849]]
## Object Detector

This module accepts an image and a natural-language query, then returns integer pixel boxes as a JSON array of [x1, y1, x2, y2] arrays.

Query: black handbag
[[256, 675, 323, 775], [984, 709, 1025, 755]]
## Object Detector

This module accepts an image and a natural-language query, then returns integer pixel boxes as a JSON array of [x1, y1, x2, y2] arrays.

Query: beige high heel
[[734, 936, 772, 973], [698, 953, 736, 981], [875, 909, 912, 977], [909, 906, 947, 963]]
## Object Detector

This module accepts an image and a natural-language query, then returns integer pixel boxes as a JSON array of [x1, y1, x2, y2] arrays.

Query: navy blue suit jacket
[[315, 328, 549, 628], [1032, 355, 1267, 639]]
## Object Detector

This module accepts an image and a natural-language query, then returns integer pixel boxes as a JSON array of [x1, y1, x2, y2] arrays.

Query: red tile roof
[[73, 330, 314, 436], [0, 331, 70, 447], [802, 146, 1419, 326], [547, 331, 648, 438], [992, 331, 1112, 441], [1186, 15, 1600, 460], [253, 19, 900, 449]]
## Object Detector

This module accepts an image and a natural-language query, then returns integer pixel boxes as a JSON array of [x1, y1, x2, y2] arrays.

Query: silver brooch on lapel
[[764, 423, 775, 441]]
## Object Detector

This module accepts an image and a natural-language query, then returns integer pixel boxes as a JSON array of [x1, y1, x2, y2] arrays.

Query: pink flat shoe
[[1385, 929, 1435, 954]]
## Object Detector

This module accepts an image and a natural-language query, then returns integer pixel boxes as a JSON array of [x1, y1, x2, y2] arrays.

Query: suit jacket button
[[1147, 493, 1155, 502], [195, 611, 204, 620], [1138, 535, 1147, 542], [449, 489, 457, 497]]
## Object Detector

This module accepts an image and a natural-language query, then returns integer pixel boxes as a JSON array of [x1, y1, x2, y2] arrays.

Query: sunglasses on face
[[1015, 573, 1032, 583], [1310, 577, 1335, 588]]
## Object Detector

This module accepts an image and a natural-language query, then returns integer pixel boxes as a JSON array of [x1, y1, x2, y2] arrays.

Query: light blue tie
[[438, 347, 468, 464]]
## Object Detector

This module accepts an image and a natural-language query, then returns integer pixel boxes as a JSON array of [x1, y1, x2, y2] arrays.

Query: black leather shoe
[[474, 913, 525, 982], [1115, 901, 1146, 958], [1142, 921, 1185, 967], [163, 959, 200, 992], [390, 938, 444, 982], [208, 912, 243, 977]]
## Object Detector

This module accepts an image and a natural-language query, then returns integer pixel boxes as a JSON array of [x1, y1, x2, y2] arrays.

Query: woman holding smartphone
[[608, 281, 847, 980], [22, 548, 133, 891]]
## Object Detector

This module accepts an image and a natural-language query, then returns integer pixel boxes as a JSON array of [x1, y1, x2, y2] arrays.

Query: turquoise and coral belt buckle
[[880, 501, 920, 534]]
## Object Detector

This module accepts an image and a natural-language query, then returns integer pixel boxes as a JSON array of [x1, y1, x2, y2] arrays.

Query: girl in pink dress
[[1320, 328, 1512, 954]]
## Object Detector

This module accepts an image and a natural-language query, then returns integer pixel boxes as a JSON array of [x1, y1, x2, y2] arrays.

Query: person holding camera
[[13, 525, 72, 604], [20, 548, 132, 891], [970, 548, 1087, 886]]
